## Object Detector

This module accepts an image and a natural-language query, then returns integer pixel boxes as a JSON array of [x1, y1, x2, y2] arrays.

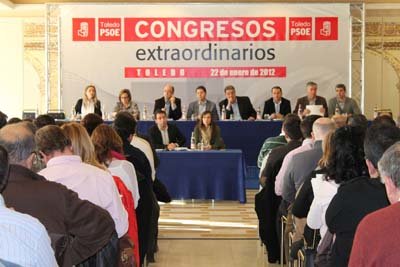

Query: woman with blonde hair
[[61, 122, 104, 169], [74, 85, 102, 117], [113, 89, 140, 120], [62, 122, 139, 267]]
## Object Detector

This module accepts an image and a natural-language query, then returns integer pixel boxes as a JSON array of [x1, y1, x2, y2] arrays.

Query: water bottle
[[182, 105, 187, 120], [71, 106, 76, 120], [221, 105, 226, 120], [102, 106, 106, 120], [297, 104, 303, 119], [373, 105, 378, 119], [190, 132, 196, 150], [335, 103, 340, 115], [256, 106, 262, 120], [142, 105, 148, 120]]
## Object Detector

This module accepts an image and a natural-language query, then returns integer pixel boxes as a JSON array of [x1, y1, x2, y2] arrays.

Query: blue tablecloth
[[156, 150, 246, 203], [138, 120, 282, 166]]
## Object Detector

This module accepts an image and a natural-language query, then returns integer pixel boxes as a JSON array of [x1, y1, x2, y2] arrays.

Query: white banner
[[59, 3, 350, 116]]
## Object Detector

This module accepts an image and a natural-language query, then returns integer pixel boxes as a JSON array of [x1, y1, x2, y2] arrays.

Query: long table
[[137, 120, 282, 166], [156, 149, 246, 203]]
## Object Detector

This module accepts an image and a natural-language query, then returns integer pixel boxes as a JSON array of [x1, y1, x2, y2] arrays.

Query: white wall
[[0, 18, 23, 119]]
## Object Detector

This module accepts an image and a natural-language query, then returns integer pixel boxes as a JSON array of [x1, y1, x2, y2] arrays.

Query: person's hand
[[320, 107, 325, 115], [161, 107, 165, 112], [167, 143, 177, 151], [170, 96, 176, 104], [248, 116, 256, 121], [303, 109, 311, 116], [203, 145, 212, 151], [275, 113, 284, 119], [269, 113, 277, 119]]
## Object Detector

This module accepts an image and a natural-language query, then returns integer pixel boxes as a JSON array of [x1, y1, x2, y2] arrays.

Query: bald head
[[312, 118, 335, 141], [0, 122, 36, 164]]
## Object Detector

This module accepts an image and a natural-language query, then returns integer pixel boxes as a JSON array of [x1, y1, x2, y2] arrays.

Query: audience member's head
[[34, 114, 56, 129], [91, 124, 123, 166], [378, 142, 400, 203], [326, 126, 368, 184], [282, 114, 302, 141], [7, 117, 22, 125], [347, 114, 368, 131], [0, 145, 9, 193], [371, 114, 396, 127], [35, 125, 72, 161], [61, 123, 103, 169], [113, 112, 137, 142], [300, 115, 321, 139], [312, 117, 335, 141], [331, 115, 347, 128], [81, 113, 104, 136], [0, 111, 8, 129], [0, 122, 36, 169], [364, 124, 400, 178]]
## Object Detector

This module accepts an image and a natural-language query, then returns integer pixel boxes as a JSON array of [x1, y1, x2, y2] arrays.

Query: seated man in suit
[[187, 86, 219, 121], [328, 83, 361, 117], [262, 86, 291, 119], [293, 81, 328, 117], [218, 85, 256, 120], [153, 84, 182, 120], [149, 110, 186, 150]]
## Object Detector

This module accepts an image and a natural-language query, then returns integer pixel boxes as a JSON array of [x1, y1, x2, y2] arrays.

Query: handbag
[[118, 234, 136, 267]]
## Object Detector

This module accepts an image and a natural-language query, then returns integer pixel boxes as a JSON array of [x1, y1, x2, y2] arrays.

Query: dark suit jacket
[[74, 98, 102, 117], [148, 123, 186, 149], [262, 97, 291, 117], [123, 140, 152, 182], [2, 164, 115, 267], [218, 96, 256, 120], [293, 95, 328, 117], [258, 140, 302, 260], [153, 97, 182, 120]]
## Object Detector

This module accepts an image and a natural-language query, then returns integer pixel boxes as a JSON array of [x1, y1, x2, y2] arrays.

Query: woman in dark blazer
[[74, 85, 102, 117], [193, 111, 225, 150]]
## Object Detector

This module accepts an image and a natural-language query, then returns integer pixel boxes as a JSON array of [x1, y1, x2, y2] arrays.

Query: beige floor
[[149, 190, 280, 267]]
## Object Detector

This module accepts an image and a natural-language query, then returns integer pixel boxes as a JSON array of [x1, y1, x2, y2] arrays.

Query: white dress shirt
[[108, 159, 140, 209], [159, 126, 169, 145], [0, 195, 58, 267], [39, 155, 128, 237]]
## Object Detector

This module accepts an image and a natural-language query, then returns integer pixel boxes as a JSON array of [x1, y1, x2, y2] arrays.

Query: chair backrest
[[131, 136, 156, 181]]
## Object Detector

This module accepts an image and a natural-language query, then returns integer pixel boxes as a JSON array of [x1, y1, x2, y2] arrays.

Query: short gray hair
[[0, 122, 36, 164], [378, 141, 400, 188]]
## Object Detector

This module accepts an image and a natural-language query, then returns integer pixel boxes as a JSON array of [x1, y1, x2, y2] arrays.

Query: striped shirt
[[0, 195, 57, 267]]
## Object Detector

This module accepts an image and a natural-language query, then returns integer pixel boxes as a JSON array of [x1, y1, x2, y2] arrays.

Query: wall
[[1, 3, 400, 120]]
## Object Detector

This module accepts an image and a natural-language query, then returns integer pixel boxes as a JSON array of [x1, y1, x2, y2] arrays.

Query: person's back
[[0, 195, 57, 267], [4, 164, 114, 267], [326, 177, 388, 266], [108, 158, 140, 208], [0, 122, 115, 267], [39, 155, 128, 237], [349, 202, 400, 267]]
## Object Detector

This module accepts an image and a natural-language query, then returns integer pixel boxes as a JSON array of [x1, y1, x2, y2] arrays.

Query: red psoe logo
[[289, 17, 312, 41], [98, 18, 122, 41], [73, 18, 95, 41], [315, 17, 338, 40]]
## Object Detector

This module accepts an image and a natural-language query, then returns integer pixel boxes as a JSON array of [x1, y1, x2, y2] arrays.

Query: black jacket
[[123, 140, 152, 183], [256, 140, 302, 261], [74, 98, 102, 117], [219, 96, 256, 120], [262, 97, 291, 117], [153, 97, 182, 120], [326, 177, 389, 267], [148, 123, 186, 149], [2, 164, 115, 267]]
